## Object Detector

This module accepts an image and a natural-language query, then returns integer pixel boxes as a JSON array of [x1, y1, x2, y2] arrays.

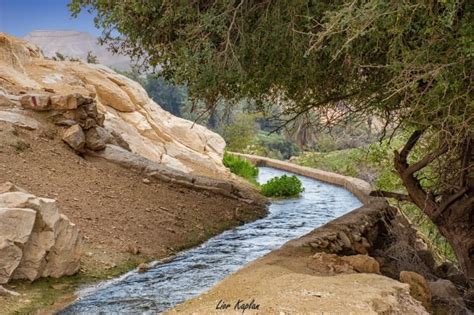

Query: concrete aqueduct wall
[[169, 153, 435, 314], [230, 152, 402, 257], [231, 153, 374, 205]]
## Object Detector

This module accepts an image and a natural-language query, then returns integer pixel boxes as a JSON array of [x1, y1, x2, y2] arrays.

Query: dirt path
[[0, 120, 266, 313]]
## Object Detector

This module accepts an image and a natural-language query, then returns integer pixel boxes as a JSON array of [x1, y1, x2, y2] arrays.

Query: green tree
[[70, 0, 474, 285], [144, 75, 187, 117], [222, 113, 258, 152]]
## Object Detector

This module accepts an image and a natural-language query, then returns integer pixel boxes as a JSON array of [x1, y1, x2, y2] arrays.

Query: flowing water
[[60, 166, 362, 314]]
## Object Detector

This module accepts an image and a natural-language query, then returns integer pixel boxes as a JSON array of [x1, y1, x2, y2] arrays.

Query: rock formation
[[0, 32, 228, 179], [0, 182, 82, 284]]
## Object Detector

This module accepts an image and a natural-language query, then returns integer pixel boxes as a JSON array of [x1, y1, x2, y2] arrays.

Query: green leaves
[[260, 175, 304, 198], [70, 0, 473, 203], [222, 153, 304, 198], [222, 152, 259, 185]]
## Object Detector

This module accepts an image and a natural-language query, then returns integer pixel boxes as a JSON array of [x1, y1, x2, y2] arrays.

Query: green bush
[[222, 113, 258, 152], [223, 153, 259, 184], [243, 131, 300, 160], [261, 175, 304, 197]]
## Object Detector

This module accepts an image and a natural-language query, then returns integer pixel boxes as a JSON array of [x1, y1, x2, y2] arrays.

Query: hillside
[[0, 32, 232, 179], [0, 32, 266, 313], [24, 30, 131, 70]]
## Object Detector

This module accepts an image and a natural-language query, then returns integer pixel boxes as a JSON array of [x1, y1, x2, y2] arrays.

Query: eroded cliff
[[0, 33, 228, 178]]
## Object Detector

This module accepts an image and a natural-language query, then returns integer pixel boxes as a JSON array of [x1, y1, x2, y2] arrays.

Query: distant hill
[[24, 30, 131, 70]]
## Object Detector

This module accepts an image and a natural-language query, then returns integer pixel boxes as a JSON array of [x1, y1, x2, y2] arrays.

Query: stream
[[59, 166, 362, 314]]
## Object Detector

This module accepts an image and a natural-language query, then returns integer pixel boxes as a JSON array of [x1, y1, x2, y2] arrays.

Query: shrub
[[223, 152, 259, 184], [243, 131, 300, 160], [261, 175, 304, 198], [222, 113, 258, 152]]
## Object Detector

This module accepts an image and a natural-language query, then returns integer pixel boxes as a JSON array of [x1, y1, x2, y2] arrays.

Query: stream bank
[[59, 166, 361, 313], [169, 154, 449, 314], [0, 123, 267, 314]]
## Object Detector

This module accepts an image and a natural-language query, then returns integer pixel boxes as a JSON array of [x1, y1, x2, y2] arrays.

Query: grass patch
[[7, 257, 142, 315], [223, 153, 305, 199], [223, 152, 259, 185], [261, 175, 304, 198]]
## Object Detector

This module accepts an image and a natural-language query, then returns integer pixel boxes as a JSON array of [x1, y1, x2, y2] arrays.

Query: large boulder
[[0, 185, 82, 284], [0, 33, 229, 179]]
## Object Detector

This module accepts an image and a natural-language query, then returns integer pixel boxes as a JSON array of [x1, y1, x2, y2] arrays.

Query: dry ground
[[0, 118, 266, 314]]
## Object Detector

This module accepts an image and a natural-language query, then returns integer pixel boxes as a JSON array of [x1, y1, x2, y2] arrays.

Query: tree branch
[[436, 187, 468, 216], [460, 138, 472, 187], [271, 91, 361, 133], [406, 144, 448, 175], [394, 129, 438, 217], [398, 129, 424, 162]]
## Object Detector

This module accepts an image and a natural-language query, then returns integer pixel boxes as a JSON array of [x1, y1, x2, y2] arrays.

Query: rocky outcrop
[[0, 33, 264, 218], [0, 182, 82, 284], [87, 144, 264, 204], [0, 33, 228, 179]]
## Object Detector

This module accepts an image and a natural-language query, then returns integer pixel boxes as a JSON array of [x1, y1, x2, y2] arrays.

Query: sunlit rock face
[[0, 32, 228, 178], [0, 182, 82, 284]]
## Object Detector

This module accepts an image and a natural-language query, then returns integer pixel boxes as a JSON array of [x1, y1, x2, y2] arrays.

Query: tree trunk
[[436, 201, 474, 288], [393, 130, 474, 288]]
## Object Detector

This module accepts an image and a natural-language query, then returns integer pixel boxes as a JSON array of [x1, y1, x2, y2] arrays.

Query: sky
[[0, 0, 100, 37]]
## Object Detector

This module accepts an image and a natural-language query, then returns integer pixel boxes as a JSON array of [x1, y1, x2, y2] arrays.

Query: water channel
[[60, 166, 362, 314]]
